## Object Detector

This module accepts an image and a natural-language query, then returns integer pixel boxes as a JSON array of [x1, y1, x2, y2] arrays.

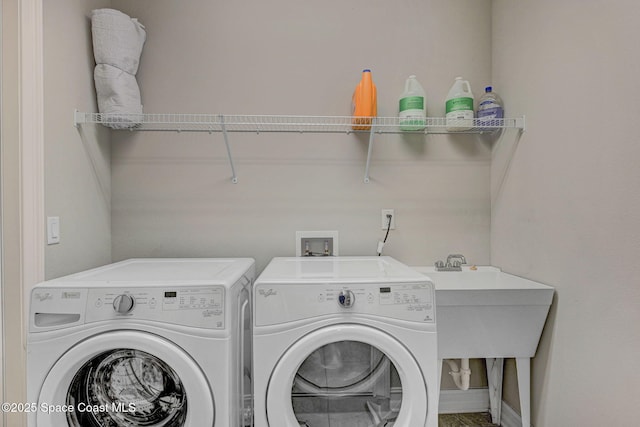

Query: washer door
[[37, 331, 214, 427], [266, 324, 428, 427]]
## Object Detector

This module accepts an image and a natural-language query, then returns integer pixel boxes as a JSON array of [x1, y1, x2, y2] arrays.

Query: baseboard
[[438, 388, 490, 414]]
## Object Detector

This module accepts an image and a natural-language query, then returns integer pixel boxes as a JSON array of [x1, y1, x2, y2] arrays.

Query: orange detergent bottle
[[351, 69, 377, 130]]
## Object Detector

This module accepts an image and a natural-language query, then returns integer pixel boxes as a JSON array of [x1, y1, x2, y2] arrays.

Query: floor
[[439, 412, 499, 427], [295, 412, 499, 427]]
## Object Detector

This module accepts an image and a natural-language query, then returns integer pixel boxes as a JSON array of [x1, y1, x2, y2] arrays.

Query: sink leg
[[437, 359, 443, 413], [486, 358, 504, 424], [516, 357, 531, 427]]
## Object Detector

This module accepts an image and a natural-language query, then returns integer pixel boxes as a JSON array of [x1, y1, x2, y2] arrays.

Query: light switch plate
[[47, 216, 60, 245]]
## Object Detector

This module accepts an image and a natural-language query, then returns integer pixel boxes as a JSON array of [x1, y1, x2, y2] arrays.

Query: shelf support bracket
[[219, 114, 238, 184], [363, 118, 376, 183]]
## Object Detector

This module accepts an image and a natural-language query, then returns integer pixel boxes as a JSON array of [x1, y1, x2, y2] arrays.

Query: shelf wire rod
[[219, 114, 238, 184]]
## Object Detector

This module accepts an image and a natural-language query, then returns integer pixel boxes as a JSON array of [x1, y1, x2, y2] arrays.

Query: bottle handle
[[405, 77, 413, 93], [463, 80, 471, 94]]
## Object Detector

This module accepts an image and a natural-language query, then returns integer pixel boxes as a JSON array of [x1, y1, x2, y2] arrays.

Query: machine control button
[[337, 290, 355, 308], [113, 294, 135, 314]]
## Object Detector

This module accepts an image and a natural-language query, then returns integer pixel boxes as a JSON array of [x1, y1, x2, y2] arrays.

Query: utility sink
[[413, 266, 554, 358], [411, 265, 554, 427]]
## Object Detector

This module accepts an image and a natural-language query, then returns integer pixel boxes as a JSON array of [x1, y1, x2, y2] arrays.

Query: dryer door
[[266, 324, 428, 427], [36, 330, 214, 427]]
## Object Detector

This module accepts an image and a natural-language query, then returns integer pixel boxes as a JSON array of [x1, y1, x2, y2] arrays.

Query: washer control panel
[[29, 286, 226, 330], [255, 281, 435, 327], [89, 287, 225, 328]]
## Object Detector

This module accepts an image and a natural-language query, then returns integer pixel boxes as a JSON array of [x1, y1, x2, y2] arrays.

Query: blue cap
[[485, 86, 493, 92], [363, 69, 371, 73]]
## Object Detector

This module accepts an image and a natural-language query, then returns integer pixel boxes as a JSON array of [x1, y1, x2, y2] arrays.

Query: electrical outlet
[[381, 209, 395, 230], [296, 231, 339, 256]]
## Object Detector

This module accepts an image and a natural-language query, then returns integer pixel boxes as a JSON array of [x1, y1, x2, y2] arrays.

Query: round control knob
[[113, 294, 135, 314], [337, 290, 355, 308]]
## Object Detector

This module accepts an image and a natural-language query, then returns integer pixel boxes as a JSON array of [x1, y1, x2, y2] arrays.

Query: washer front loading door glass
[[266, 325, 428, 427], [36, 331, 214, 427], [66, 349, 186, 426]]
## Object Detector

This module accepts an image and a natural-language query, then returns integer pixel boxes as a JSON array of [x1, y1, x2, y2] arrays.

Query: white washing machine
[[27, 258, 255, 427], [253, 256, 438, 427]]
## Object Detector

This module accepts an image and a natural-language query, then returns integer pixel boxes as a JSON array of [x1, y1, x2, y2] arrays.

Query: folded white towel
[[91, 8, 146, 75], [94, 64, 143, 129]]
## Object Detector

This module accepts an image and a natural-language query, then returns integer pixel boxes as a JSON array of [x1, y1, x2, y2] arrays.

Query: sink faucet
[[447, 254, 467, 266], [435, 254, 467, 271]]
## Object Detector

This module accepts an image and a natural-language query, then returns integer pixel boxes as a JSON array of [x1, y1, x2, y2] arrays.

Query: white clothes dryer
[[253, 256, 438, 427], [27, 258, 255, 427]]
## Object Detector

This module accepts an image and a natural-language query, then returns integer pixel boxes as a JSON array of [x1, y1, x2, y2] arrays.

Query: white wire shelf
[[74, 111, 525, 184], [74, 111, 525, 134]]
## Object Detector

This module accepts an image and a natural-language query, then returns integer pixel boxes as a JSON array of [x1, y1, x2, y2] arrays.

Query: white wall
[[2, 1, 23, 423], [37, 1, 640, 423], [492, 0, 640, 424], [110, 0, 494, 272], [44, 0, 112, 279]]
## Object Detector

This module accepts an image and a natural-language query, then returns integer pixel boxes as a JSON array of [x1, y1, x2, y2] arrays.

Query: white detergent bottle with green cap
[[399, 75, 426, 131], [445, 77, 474, 131]]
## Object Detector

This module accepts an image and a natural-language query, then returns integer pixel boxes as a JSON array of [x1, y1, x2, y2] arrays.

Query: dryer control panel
[[254, 281, 435, 327], [30, 286, 225, 331]]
